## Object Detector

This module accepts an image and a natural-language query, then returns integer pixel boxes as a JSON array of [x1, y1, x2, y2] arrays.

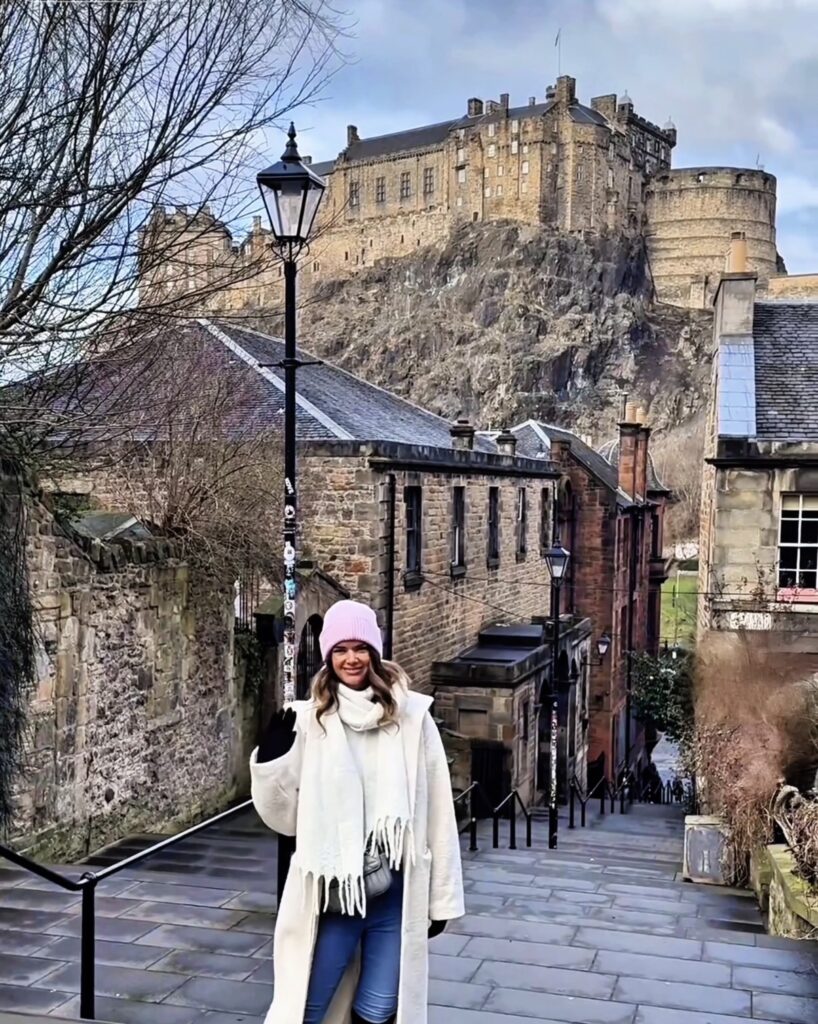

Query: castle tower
[[644, 167, 778, 308]]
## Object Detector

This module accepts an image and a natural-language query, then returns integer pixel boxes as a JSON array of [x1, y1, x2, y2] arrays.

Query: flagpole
[[555, 27, 562, 78]]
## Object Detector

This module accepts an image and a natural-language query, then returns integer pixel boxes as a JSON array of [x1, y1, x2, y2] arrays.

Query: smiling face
[[330, 641, 372, 689]]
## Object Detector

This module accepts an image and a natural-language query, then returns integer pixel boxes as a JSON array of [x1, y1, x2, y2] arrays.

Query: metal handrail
[[0, 798, 253, 1020], [568, 774, 608, 828], [491, 789, 532, 851], [453, 781, 490, 852]]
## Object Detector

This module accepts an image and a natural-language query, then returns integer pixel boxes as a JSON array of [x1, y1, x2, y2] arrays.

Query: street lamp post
[[544, 539, 570, 850], [257, 123, 326, 901]]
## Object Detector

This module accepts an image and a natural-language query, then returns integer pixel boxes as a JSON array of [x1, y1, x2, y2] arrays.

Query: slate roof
[[510, 420, 635, 505], [753, 302, 818, 441], [315, 98, 608, 171], [205, 320, 499, 451]]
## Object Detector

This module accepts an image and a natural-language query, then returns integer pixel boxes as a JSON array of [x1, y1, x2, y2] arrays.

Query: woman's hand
[[257, 708, 297, 763], [428, 920, 447, 939]]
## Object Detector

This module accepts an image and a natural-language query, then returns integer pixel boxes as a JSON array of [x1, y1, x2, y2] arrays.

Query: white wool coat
[[250, 690, 465, 1024]]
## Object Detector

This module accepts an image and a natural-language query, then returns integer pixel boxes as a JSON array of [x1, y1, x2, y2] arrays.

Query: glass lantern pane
[[278, 182, 305, 239], [259, 185, 283, 237], [301, 186, 324, 237]]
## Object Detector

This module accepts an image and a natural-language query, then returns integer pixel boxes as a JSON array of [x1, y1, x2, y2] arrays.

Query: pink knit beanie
[[319, 600, 383, 660]]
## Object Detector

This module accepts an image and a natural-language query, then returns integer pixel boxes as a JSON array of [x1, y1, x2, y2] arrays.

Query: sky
[[285, 0, 818, 273]]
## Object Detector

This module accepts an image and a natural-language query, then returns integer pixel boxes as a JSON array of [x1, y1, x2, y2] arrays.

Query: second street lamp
[[544, 538, 571, 850], [257, 122, 326, 902]]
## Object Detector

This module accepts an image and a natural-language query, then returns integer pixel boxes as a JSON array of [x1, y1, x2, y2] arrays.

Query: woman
[[251, 599, 465, 1024]]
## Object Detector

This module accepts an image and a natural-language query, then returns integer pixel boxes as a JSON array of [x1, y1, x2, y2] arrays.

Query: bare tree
[[652, 415, 705, 549], [62, 325, 284, 588], [0, 0, 344, 457]]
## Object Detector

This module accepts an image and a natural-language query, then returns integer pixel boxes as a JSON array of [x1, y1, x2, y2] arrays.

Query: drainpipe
[[384, 474, 397, 659], [624, 507, 639, 776]]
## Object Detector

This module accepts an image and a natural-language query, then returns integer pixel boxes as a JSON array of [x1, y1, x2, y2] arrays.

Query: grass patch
[[661, 570, 697, 648]]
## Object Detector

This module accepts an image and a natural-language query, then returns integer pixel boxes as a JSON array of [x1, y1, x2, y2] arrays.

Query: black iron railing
[[0, 798, 254, 1020], [453, 781, 532, 853], [568, 774, 609, 827]]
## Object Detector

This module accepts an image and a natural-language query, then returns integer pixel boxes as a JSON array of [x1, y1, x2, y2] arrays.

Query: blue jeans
[[303, 872, 403, 1024]]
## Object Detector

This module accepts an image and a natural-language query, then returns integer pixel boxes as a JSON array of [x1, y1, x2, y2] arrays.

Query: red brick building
[[512, 408, 670, 785]]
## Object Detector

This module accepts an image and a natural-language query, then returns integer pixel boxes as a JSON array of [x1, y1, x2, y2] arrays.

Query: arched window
[[296, 614, 323, 699]]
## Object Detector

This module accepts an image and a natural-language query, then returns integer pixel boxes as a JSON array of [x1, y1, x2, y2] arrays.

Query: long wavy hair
[[312, 645, 407, 732]]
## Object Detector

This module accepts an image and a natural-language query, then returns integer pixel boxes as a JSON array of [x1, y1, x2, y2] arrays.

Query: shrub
[[694, 632, 818, 883]]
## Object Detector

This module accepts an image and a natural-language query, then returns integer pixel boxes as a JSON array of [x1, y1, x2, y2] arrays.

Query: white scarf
[[293, 680, 414, 916]]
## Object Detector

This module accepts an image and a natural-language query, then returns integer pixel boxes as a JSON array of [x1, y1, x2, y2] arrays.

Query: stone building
[[699, 235, 818, 654], [510, 415, 669, 787], [138, 74, 780, 313], [5, 478, 257, 860], [53, 319, 602, 809]]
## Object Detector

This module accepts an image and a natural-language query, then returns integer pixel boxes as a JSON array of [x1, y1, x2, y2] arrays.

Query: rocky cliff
[[296, 222, 712, 443]]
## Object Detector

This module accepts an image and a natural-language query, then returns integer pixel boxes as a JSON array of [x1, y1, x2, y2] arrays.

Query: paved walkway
[[0, 802, 816, 1023]]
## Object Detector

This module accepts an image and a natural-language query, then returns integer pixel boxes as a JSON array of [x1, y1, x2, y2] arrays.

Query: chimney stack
[[346, 125, 360, 147], [545, 84, 556, 101], [618, 404, 641, 500], [495, 429, 517, 456], [529, 96, 537, 106], [635, 407, 650, 499], [467, 97, 484, 117], [500, 92, 510, 112], [450, 418, 476, 451], [555, 75, 576, 106], [252, 215, 262, 231], [725, 230, 748, 273]]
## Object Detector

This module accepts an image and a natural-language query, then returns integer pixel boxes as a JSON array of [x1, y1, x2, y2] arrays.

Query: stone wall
[[12, 486, 256, 860], [433, 681, 539, 807], [764, 274, 818, 300]]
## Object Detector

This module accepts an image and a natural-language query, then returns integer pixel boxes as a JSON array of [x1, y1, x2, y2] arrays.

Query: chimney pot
[[545, 84, 556, 101], [495, 429, 517, 456], [726, 230, 749, 273], [529, 96, 537, 106], [450, 418, 476, 451], [623, 402, 639, 424], [467, 97, 484, 117], [346, 124, 359, 147]]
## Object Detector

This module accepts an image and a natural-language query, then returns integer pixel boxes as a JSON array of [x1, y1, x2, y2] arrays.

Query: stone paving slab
[[0, 803, 817, 1023]]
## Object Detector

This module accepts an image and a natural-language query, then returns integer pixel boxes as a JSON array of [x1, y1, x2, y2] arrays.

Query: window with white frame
[[496, 184, 503, 196], [488, 143, 496, 158], [400, 171, 411, 199], [456, 196, 463, 207], [521, 182, 528, 193], [497, 165, 504, 176], [484, 186, 491, 197], [523, 143, 529, 154], [511, 119, 519, 135], [511, 139, 519, 154], [457, 147, 465, 163], [522, 160, 529, 175], [488, 123, 496, 137], [779, 495, 818, 592], [457, 168, 466, 184], [484, 167, 490, 178], [516, 487, 527, 560]]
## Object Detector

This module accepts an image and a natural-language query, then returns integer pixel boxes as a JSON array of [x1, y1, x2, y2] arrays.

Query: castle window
[[511, 119, 519, 135], [488, 143, 496, 158], [607, 168, 614, 189], [344, 251, 349, 261], [484, 186, 491, 197], [511, 140, 519, 155], [312, 261, 320, 272], [608, 142, 615, 160], [522, 160, 529, 175], [375, 176, 386, 203], [576, 164, 583, 182], [457, 147, 465, 163], [349, 180, 360, 208], [456, 196, 464, 207], [423, 167, 434, 195], [497, 165, 504, 177], [487, 123, 496, 137], [457, 168, 467, 184], [521, 182, 528, 194], [496, 184, 503, 196], [400, 172, 411, 199], [484, 167, 490, 178], [523, 144, 529, 154]]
